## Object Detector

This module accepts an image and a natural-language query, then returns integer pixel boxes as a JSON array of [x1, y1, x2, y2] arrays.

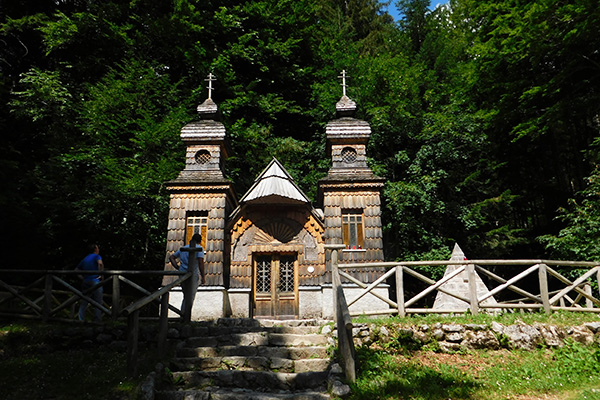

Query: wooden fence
[[328, 251, 600, 383], [0, 268, 192, 376]]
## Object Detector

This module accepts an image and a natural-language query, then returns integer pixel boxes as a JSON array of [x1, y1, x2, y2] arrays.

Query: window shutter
[[342, 222, 349, 246], [357, 222, 364, 248], [201, 225, 207, 249], [186, 225, 194, 245]]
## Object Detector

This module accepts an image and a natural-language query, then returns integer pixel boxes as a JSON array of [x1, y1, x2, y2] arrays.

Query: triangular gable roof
[[239, 158, 310, 205]]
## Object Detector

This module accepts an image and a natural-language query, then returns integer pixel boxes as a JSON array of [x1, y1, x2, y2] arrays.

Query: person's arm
[[97, 259, 104, 280], [198, 256, 205, 284], [169, 253, 179, 270]]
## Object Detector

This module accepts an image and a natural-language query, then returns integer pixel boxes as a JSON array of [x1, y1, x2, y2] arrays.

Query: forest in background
[[1, 0, 599, 271]]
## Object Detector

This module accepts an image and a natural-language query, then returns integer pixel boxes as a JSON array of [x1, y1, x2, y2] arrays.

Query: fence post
[[597, 268, 600, 300], [43, 273, 53, 321], [127, 309, 140, 377], [584, 283, 593, 309], [112, 273, 120, 320], [466, 263, 479, 315], [332, 249, 338, 322], [395, 266, 405, 317], [182, 239, 199, 323], [158, 292, 169, 359], [331, 248, 356, 383], [539, 264, 551, 314]]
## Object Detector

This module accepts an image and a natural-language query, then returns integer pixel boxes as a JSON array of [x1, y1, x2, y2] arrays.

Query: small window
[[342, 210, 364, 249], [194, 150, 211, 164], [341, 147, 357, 164], [256, 256, 272, 294], [186, 214, 207, 249], [279, 256, 295, 293]]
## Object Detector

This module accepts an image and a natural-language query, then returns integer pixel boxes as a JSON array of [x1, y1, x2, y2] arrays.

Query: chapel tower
[[317, 71, 385, 282], [164, 74, 237, 295]]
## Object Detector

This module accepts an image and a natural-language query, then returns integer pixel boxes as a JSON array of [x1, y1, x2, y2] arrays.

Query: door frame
[[252, 252, 299, 319]]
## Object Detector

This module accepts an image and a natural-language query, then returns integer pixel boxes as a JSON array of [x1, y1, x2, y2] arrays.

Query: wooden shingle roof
[[239, 158, 310, 205]]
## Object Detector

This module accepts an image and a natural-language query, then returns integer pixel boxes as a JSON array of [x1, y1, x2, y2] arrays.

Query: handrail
[[327, 244, 356, 383], [337, 259, 600, 268], [0, 268, 193, 377], [333, 258, 600, 318]]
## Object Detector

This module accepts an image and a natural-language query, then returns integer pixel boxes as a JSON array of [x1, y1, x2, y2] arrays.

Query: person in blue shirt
[[169, 233, 205, 316], [76, 244, 104, 322]]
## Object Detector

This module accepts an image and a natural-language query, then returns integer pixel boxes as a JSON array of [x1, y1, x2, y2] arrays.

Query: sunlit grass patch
[[347, 312, 600, 400], [351, 346, 479, 399], [477, 341, 600, 399], [353, 310, 600, 328]]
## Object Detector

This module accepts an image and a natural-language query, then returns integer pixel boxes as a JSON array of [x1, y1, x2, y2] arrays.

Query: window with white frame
[[342, 210, 364, 249], [186, 214, 207, 249]]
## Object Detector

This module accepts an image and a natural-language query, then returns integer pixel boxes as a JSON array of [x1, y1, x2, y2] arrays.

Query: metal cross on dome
[[205, 73, 216, 99], [338, 69, 349, 97]]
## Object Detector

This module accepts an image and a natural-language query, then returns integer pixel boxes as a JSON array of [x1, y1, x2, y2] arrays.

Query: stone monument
[[433, 243, 498, 312]]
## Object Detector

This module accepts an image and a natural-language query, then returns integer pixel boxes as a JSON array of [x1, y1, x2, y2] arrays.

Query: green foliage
[[10, 68, 73, 122], [2, 0, 600, 272], [541, 169, 600, 261]]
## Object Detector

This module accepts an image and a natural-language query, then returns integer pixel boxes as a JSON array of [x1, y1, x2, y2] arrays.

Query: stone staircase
[[155, 318, 346, 400]]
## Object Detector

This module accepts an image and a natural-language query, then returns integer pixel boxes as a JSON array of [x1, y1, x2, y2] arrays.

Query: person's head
[[190, 233, 202, 245], [88, 244, 100, 254]]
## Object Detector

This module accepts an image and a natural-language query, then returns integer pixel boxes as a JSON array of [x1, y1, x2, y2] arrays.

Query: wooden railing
[[328, 254, 600, 382], [0, 269, 192, 376], [333, 259, 600, 317], [328, 245, 356, 383]]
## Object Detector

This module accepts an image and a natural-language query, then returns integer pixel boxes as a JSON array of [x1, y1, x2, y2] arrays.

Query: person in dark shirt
[[76, 244, 104, 322]]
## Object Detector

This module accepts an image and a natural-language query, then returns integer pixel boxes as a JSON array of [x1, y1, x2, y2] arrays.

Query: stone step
[[176, 319, 325, 336], [170, 370, 329, 392], [156, 388, 330, 400], [183, 325, 322, 337], [184, 333, 328, 348], [178, 345, 329, 360], [171, 356, 332, 373], [157, 319, 336, 400]]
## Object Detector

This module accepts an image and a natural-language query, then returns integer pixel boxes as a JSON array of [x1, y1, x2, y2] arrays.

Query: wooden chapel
[[163, 74, 388, 320]]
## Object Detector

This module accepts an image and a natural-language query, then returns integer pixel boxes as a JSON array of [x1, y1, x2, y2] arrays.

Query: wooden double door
[[253, 253, 298, 318]]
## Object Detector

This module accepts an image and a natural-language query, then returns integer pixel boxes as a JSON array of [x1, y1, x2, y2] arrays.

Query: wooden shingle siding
[[228, 206, 325, 289], [320, 188, 385, 282], [164, 191, 233, 287]]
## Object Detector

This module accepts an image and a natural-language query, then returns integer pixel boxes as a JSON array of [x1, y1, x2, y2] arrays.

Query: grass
[[353, 310, 600, 328], [348, 312, 600, 400], [0, 320, 158, 400], [2, 313, 599, 400]]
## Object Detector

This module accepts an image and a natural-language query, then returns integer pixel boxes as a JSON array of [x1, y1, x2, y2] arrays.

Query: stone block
[[299, 286, 323, 319], [226, 288, 251, 318], [463, 330, 500, 350], [166, 286, 227, 320], [504, 324, 542, 350], [568, 326, 595, 345]]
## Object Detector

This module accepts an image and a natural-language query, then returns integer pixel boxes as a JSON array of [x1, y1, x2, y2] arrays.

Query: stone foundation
[[348, 321, 600, 351], [168, 284, 392, 320], [321, 284, 391, 319], [167, 286, 227, 320], [299, 286, 323, 319], [225, 288, 251, 318]]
